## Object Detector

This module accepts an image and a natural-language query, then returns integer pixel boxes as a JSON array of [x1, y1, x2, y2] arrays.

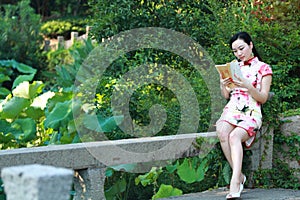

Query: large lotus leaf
[[0, 60, 19, 68], [12, 74, 36, 89], [105, 178, 126, 200], [0, 74, 11, 83], [176, 158, 197, 184], [11, 118, 36, 142], [44, 100, 73, 129], [152, 184, 182, 199], [15, 62, 37, 74], [0, 120, 15, 143], [0, 119, 14, 133], [83, 114, 123, 132], [195, 159, 208, 182], [0, 87, 11, 97], [12, 81, 44, 99], [0, 132, 15, 143], [46, 92, 73, 112], [25, 107, 44, 120], [0, 97, 31, 119], [0, 60, 36, 74]]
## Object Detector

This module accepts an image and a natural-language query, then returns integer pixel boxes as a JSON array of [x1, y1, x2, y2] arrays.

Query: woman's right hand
[[220, 76, 232, 99], [220, 76, 232, 88]]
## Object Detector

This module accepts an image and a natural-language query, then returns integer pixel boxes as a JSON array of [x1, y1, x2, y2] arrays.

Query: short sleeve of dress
[[259, 64, 273, 77]]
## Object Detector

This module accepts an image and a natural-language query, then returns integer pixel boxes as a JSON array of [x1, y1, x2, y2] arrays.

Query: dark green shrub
[[0, 0, 43, 68]]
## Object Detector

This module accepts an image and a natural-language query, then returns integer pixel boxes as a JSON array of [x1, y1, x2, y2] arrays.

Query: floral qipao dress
[[217, 57, 273, 148]]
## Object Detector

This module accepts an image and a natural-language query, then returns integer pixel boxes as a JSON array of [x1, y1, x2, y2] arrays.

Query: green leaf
[[0, 132, 15, 143], [0, 60, 36, 74], [105, 178, 126, 199], [83, 114, 123, 132], [12, 74, 35, 89], [15, 63, 37, 74], [11, 118, 36, 142], [105, 168, 114, 178], [152, 184, 182, 199], [46, 92, 73, 112], [0, 120, 14, 133], [44, 100, 73, 129], [176, 158, 197, 184], [0, 97, 31, 119], [0, 74, 10, 83], [166, 160, 179, 173], [24, 107, 44, 120], [222, 162, 232, 184], [109, 163, 137, 172], [195, 159, 208, 182], [0, 87, 11, 97], [135, 167, 162, 186]]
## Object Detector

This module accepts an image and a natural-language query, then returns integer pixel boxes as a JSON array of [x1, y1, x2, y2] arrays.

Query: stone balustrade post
[[71, 32, 79, 45], [57, 36, 65, 48], [1, 164, 73, 200]]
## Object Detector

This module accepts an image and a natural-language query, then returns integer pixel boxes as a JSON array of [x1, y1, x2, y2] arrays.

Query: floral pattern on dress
[[217, 57, 272, 148]]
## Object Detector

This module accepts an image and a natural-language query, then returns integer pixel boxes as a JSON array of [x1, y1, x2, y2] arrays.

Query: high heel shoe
[[226, 183, 243, 199], [240, 175, 246, 193], [242, 174, 246, 185]]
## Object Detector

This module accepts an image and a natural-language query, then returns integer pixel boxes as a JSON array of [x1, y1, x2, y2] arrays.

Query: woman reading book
[[216, 32, 272, 199]]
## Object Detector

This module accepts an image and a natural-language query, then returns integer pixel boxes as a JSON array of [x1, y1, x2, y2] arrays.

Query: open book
[[215, 60, 243, 89]]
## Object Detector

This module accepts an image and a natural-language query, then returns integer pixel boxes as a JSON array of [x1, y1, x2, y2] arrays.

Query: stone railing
[[0, 129, 273, 200], [43, 26, 92, 51]]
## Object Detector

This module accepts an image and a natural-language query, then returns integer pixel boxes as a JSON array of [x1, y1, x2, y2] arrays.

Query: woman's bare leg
[[228, 127, 249, 194], [216, 121, 235, 167]]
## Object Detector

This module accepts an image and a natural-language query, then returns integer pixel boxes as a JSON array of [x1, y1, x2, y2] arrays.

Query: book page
[[230, 60, 243, 81]]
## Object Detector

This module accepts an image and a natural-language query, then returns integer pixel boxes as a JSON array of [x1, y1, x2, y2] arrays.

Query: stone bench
[[0, 130, 273, 199]]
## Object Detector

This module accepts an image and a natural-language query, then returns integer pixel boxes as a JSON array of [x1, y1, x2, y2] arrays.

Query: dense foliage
[[0, 0, 43, 68], [0, 0, 299, 199]]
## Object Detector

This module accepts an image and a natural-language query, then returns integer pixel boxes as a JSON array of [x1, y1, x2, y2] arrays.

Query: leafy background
[[0, 0, 299, 199]]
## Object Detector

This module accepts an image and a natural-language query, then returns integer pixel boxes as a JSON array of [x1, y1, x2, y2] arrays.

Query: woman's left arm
[[234, 75, 272, 104]]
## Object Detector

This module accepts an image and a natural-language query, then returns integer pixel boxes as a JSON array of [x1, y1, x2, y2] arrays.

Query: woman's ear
[[250, 41, 253, 50]]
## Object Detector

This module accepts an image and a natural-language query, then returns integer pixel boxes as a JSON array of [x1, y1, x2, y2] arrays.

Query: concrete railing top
[[0, 132, 217, 172]]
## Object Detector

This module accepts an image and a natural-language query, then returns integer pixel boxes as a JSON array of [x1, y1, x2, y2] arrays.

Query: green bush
[[0, 0, 43, 68], [41, 18, 91, 39]]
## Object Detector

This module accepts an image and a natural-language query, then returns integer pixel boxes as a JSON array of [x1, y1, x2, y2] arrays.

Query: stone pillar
[[57, 36, 65, 49], [73, 167, 107, 200], [250, 126, 274, 170], [71, 32, 79, 45], [1, 164, 73, 200], [44, 40, 50, 51], [86, 26, 92, 38]]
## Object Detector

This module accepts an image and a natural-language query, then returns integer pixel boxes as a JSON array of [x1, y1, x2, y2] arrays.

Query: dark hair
[[229, 32, 262, 61]]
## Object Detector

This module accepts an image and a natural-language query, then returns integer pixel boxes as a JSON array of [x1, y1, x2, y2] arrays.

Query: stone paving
[[161, 187, 300, 200]]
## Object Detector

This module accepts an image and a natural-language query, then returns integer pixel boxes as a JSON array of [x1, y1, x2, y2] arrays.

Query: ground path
[[162, 188, 300, 200]]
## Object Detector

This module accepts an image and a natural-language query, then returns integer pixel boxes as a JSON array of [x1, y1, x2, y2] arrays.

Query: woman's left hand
[[233, 74, 252, 90]]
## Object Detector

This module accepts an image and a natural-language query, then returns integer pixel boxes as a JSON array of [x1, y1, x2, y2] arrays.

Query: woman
[[216, 32, 272, 199]]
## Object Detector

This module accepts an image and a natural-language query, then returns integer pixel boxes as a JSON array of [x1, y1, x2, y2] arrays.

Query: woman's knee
[[216, 121, 234, 143], [216, 127, 229, 143]]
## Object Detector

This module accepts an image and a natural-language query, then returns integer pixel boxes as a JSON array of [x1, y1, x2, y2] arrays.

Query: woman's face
[[231, 39, 253, 62]]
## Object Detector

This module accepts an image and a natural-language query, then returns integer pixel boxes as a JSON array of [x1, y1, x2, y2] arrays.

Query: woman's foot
[[240, 174, 246, 185], [226, 182, 243, 199]]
